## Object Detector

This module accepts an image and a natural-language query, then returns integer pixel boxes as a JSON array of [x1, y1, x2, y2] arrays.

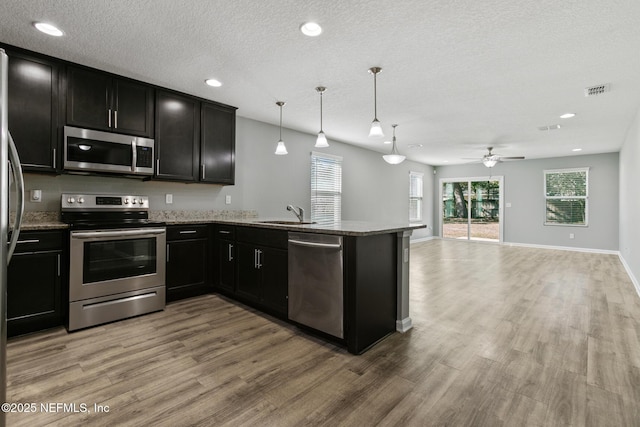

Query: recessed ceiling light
[[34, 22, 64, 37], [572, 148, 582, 152], [300, 22, 322, 37], [560, 113, 576, 119], [205, 78, 222, 87], [407, 144, 423, 149], [383, 139, 392, 145]]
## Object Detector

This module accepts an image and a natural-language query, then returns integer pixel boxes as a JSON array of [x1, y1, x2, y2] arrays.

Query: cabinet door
[[218, 239, 235, 293], [7, 51, 60, 172], [155, 91, 200, 181], [261, 248, 288, 315], [66, 66, 111, 131], [236, 242, 261, 302], [166, 239, 207, 302], [114, 79, 154, 137], [7, 251, 62, 337], [201, 102, 235, 184]]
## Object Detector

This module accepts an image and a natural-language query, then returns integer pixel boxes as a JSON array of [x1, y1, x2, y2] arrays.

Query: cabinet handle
[[108, 108, 112, 127], [57, 253, 61, 277], [156, 159, 160, 174], [201, 164, 206, 180], [257, 249, 262, 269], [166, 244, 170, 262], [52, 148, 56, 169], [228, 244, 233, 261], [114, 110, 118, 129], [179, 230, 197, 234], [219, 230, 231, 235]]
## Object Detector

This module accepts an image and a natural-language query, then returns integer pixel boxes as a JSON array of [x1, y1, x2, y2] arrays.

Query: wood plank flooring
[[6, 239, 640, 426]]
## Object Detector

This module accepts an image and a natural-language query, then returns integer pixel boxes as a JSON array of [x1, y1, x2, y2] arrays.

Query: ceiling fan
[[470, 147, 525, 168]]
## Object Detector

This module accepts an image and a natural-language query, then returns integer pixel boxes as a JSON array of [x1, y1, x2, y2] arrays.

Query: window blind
[[544, 168, 589, 226], [409, 171, 423, 222], [311, 152, 342, 224]]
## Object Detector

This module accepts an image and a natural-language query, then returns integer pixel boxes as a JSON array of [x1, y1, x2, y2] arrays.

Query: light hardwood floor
[[6, 239, 640, 426]]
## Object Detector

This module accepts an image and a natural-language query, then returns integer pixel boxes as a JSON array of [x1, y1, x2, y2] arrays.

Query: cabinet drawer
[[167, 225, 208, 240], [216, 224, 235, 239], [236, 226, 288, 249], [12, 230, 63, 253]]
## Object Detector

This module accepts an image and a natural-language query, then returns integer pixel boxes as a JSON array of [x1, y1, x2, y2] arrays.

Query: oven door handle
[[71, 228, 166, 239]]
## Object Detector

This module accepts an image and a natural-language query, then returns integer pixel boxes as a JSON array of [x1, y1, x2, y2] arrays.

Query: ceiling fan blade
[[499, 156, 525, 160]]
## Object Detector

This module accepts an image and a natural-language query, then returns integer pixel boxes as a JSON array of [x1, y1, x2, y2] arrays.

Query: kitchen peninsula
[[14, 211, 424, 354]]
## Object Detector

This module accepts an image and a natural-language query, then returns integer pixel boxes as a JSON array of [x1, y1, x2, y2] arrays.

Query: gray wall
[[619, 107, 640, 286], [434, 152, 619, 251], [22, 116, 434, 240]]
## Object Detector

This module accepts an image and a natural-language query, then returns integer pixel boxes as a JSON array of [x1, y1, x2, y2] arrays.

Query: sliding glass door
[[441, 177, 503, 242]]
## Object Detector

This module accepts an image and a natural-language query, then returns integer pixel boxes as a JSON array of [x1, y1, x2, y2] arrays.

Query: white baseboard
[[618, 253, 640, 298], [410, 236, 436, 244], [396, 317, 413, 333], [502, 241, 619, 255]]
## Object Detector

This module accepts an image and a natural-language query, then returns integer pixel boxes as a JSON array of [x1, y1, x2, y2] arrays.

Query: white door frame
[[438, 176, 504, 242]]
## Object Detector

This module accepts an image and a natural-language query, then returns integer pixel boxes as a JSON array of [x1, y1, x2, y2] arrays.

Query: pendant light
[[315, 86, 329, 148], [383, 124, 406, 164], [368, 67, 384, 138], [275, 101, 288, 155]]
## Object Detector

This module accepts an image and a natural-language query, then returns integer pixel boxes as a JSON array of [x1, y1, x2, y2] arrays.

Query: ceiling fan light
[[482, 158, 498, 168], [315, 131, 329, 148], [369, 119, 384, 137], [383, 154, 406, 165], [275, 140, 288, 155], [383, 124, 405, 165]]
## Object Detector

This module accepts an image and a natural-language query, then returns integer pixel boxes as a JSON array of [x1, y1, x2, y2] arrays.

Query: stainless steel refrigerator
[[0, 47, 26, 427]]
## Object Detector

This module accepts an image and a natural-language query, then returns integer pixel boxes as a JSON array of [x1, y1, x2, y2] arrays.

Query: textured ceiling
[[2, 0, 640, 165]]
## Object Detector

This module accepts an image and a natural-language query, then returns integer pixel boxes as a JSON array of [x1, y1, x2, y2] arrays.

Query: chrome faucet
[[286, 205, 304, 222]]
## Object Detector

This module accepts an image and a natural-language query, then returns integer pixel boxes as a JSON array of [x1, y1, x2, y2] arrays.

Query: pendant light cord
[[373, 72, 378, 120], [279, 104, 283, 140], [320, 91, 324, 131]]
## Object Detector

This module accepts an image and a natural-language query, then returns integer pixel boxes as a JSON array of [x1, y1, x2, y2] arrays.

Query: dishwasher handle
[[288, 239, 342, 249]]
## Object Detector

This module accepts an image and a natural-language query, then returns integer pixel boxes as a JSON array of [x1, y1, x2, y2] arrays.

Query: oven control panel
[[61, 194, 149, 210]]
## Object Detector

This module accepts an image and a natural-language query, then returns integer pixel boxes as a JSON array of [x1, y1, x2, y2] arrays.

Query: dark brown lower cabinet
[[166, 225, 209, 302], [7, 230, 64, 337]]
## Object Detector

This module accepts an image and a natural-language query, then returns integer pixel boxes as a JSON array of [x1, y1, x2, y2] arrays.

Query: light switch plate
[[165, 194, 173, 204], [225, 195, 231, 205], [506, 202, 512, 208]]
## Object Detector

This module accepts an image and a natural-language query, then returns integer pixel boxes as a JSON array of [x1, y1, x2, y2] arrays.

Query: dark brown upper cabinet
[[7, 49, 61, 173], [155, 90, 200, 182], [201, 102, 236, 184], [66, 66, 154, 137]]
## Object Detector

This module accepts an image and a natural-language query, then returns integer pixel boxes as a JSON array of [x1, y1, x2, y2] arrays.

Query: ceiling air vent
[[584, 83, 611, 97]]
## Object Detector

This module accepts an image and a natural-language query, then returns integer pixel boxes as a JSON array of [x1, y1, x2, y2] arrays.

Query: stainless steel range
[[61, 194, 166, 331]]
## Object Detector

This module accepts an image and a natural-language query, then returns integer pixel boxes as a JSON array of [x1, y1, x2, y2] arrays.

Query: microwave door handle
[[131, 140, 137, 172]]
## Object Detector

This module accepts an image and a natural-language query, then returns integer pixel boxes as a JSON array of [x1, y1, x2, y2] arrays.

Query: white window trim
[[409, 171, 424, 223], [311, 151, 342, 224], [543, 167, 589, 227]]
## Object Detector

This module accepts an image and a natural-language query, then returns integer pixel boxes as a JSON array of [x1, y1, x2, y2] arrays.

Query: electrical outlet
[[165, 194, 173, 204], [225, 195, 231, 205], [569, 233, 575, 239], [506, 202, 512, 208], [30, 189, 42, 202]]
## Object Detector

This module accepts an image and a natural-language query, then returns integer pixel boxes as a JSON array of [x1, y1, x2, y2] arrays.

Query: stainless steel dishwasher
[[288, 232, 344, 339]]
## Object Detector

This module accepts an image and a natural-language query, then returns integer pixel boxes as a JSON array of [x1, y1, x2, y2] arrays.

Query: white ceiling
[[2, 0, 640, 165]]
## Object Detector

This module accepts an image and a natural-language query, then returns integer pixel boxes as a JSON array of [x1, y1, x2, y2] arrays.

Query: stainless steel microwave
[[63, 126, 155, 176]]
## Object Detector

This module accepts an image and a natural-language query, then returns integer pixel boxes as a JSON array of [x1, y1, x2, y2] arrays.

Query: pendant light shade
[[315, 87, 329, 148], [275, 101, 288, 155], [383, 124, 406, 165], [368, 67, 384, 138]]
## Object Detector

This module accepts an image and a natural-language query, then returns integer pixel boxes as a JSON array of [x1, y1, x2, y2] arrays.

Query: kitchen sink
[[256, 220, 316, 225]]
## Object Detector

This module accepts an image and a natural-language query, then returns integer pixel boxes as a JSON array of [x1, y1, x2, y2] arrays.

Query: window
[[409, 171, 423, 222], [311, 152, 342, 224], [544, 168, 589, 226]]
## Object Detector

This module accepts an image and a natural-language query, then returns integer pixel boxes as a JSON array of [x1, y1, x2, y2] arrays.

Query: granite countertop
[[15, 211, 425, 236], [13, 212, 68, 231]]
